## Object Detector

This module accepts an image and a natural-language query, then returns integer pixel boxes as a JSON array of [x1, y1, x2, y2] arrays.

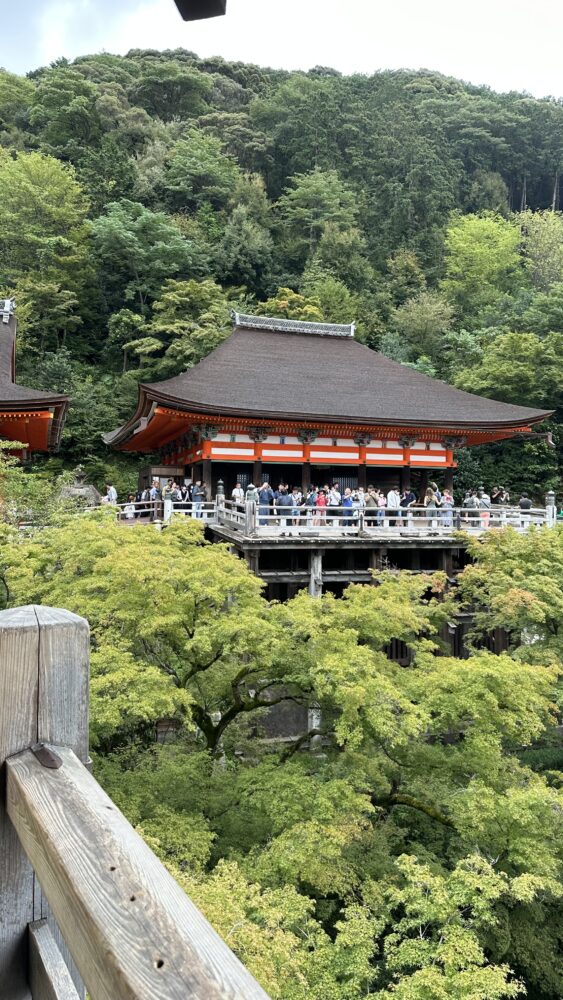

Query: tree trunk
[[552, 169, 560, 211], [520, 175, 527, 212]]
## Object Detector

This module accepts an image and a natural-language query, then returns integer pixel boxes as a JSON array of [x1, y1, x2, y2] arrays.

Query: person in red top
[[315, 488, 327, 525]]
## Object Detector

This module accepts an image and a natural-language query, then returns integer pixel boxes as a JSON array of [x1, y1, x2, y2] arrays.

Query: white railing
[[218, 504, 550, 537], [97, 498, 555, 537]]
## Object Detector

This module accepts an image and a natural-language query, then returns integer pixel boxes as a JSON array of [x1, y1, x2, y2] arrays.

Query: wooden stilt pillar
[[444, 467, 454, 492], [442, 549, 454, 577], [252, 459, 262, 486], [202, 459, 212, 498], [302, 461, 311, 493], [400, 466, 411, 491], [418, 470, 429, 497], [308, 550, 323, 597], [245, 549, 259, 575], [357, 463, 367, 489]]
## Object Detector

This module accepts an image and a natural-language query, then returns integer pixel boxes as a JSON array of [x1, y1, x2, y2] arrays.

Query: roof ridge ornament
[[231, 311, 355, 338], [0, 298, 15, 325]]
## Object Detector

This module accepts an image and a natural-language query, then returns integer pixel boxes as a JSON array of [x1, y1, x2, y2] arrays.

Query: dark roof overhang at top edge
[[174, 0, 226, 20], [104, 315, 553, 447]]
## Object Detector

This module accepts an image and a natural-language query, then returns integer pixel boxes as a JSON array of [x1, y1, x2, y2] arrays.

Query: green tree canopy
[[275, 168, 358, 271], [0, 149, 90, 289], [91, 198, 208, 310], [442, 213, 523, 324]]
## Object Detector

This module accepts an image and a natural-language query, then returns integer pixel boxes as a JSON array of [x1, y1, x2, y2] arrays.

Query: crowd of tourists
[[231, 480, 539, 528], [103, 477, 209, 520], [101, 476, 540, 526]]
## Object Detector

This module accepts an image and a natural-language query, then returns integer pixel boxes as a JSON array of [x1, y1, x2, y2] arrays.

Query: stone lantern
[[60, 466, 102, 509]]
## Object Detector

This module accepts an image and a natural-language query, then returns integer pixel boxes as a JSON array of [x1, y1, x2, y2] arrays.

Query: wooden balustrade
[[0, 606, 270, 1000]]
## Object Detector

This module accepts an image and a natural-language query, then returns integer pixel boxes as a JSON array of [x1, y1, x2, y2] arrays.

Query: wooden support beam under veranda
[[173, 0, 226, 20]]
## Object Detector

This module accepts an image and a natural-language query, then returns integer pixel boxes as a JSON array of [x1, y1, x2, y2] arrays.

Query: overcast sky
[[5, 0, 563, 99]]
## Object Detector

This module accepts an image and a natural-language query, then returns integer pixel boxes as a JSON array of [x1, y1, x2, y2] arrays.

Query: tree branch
[[372, 792, 455, 829]]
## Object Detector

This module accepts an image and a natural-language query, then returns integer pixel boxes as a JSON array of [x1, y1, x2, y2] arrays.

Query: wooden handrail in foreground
[[7, 746, 269, 1000], [0, 606, 270, 1000]]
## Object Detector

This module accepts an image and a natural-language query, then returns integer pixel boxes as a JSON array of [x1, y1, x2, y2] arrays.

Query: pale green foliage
[[460, 526, 563, 665], [4, 515, 291, 751], [520, 209, 563, 291], [255, 287, 324, 322], [391, 290, 455, 358], [174, 860, 376, 1000], [0, 149, 90, 288], [3, 514, 560, 996], [442, 213, 522, 322], [0, 442, 78, 531], [14, 278, 82, 356], [301, 271, 357, 325], [454, 331, 563, 410], [90, 646, 190, 750], [375, 855, 525, 999], [147, 277, 233, 374]]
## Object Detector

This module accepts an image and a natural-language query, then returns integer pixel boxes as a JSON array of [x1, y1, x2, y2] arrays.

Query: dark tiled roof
[[0, 306, 67, 408], [0, 301, 68, 451], [105, 318, 551, 444]]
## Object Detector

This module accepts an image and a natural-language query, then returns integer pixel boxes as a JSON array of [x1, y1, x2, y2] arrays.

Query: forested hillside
[[1, 50, 562, 494], [1, 51, 562, 1000]]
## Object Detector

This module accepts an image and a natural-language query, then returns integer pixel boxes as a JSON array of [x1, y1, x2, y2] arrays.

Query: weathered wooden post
[[0, 606, 89, 999], [245, 499, 257, 535], [308, 551, 323, 597], [546, 489, 556, 527], [215, 479, 225, 524]]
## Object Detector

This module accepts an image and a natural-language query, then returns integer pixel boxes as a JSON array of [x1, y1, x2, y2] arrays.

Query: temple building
[[0, 299, 68, 455], [105, 313, 551, 497]]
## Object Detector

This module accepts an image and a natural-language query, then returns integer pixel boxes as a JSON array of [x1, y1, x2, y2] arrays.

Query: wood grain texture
[[28, 921, 80, 1000], [0, 606, 89, 1000], [7, 747, 271, 1000], [34, 606, 89, 999], [0, 607, 40, 1000]]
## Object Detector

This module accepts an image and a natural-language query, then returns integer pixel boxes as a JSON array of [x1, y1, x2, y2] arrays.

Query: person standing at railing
[[305, 485, 317, 524], [441, 489, 454, 527], [328, 484, 341, 524], [291, 487, 302, 525], [342, 488, 354, 526], [314, 488, 327, 525], [365, 487, 378, 526], [178, 483, 190, 512], [276, 486, 293, 528], [518, 491, 532, 528], [400, 487, 416, 525], [423, 487, 439, 528], [477, 487, 491, 528], [258, 482, 274, 525], [231, 482, 245, 508], [377, 489, 386, 524], [192, 480, 206, 518], [386, 487, 401, 527]]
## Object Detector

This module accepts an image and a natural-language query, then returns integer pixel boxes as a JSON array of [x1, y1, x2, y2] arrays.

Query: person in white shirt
[[105, 482, 118, 504], [231, 482, 245, 508], [386, 487, 401, 526]]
